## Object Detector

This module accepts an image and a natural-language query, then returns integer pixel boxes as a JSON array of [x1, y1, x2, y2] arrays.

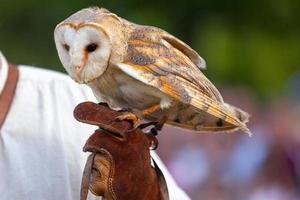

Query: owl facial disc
[[54, 24, 111, 83]]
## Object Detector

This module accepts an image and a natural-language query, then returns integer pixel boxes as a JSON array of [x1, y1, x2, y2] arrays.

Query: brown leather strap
[[0, 64, 19, 129]]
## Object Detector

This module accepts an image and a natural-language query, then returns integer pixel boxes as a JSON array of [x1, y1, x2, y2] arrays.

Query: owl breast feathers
[[54, 7, 251, 135]]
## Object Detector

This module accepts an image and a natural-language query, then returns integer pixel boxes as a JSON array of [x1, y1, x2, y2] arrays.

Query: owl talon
[[150, 127, 159, 136], [137, 117, 166, 134], [153, 116, 167, 131], [118, 108, 132, 112], [154, 123, 164, 131], [98, 102, 109, 107], [137, 121, 159, 130], [115, 112, 141, 129]]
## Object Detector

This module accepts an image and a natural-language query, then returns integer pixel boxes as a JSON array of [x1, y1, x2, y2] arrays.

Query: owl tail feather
[[167, 104, 252, 136], [225, 103, 250, 124], [224, 103, 251, 135]]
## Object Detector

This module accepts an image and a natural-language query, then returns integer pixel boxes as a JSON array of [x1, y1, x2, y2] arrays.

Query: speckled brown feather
[[124, 27, 223, 101], [116, 25, 250, 134]]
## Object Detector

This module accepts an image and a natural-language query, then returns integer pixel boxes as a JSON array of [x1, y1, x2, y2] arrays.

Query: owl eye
[[63, 44, 70, 52], [86, 43, 98, 53]]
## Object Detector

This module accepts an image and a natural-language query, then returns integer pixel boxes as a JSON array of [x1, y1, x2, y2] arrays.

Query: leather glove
[[74, 102, 169, 200]]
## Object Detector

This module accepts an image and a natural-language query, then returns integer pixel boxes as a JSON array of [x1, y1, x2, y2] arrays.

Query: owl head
[[54, 7, 120, 83]]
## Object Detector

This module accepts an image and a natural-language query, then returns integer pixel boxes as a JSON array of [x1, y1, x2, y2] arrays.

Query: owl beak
[[75, 64, 84, 73], [74, 64, 85, 80], [73, 53, 89, 80], [68, 62, 84, 83]]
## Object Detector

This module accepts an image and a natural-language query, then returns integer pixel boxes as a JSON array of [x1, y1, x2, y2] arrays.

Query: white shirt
[[0, 52, 189, 200]]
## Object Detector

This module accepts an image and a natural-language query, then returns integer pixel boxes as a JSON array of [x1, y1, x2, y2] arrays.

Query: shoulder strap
[[152, 156, 170, 200], [0, 64, 19, 129]]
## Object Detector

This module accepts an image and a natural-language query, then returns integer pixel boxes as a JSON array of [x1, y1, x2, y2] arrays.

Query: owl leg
[[140, 103, 169, 134], [154, 116, 167, 131], [142, 97, 175, 117], [142, 104, 161, 116], [115, 112, 141, 128], [138, 116, 167, 136]]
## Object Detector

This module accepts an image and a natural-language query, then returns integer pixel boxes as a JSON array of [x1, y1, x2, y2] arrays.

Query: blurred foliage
[[0, 0, 299, 101]]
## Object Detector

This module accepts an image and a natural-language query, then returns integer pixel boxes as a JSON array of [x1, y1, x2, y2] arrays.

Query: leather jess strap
[[0, 64, 19, 129]]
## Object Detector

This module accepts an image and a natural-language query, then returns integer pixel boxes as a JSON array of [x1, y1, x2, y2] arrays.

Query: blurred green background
[[1, 1, 300, 199], [1, 0, 299, 101]]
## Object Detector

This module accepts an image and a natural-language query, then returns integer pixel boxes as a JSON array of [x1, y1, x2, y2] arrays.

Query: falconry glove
[[74, 102, 169, 200]]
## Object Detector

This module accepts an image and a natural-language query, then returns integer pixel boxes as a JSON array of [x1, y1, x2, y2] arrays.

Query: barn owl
[[54, 7, 251, 135]]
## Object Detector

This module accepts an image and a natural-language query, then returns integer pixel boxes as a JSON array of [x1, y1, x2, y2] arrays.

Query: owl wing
[[116, 27, 250, 134], [161, 31, 207, 70]]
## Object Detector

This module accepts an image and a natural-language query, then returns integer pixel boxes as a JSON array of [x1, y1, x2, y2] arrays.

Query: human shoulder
[[17, 65, 96, 100], [18, 65, 75, 83]]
